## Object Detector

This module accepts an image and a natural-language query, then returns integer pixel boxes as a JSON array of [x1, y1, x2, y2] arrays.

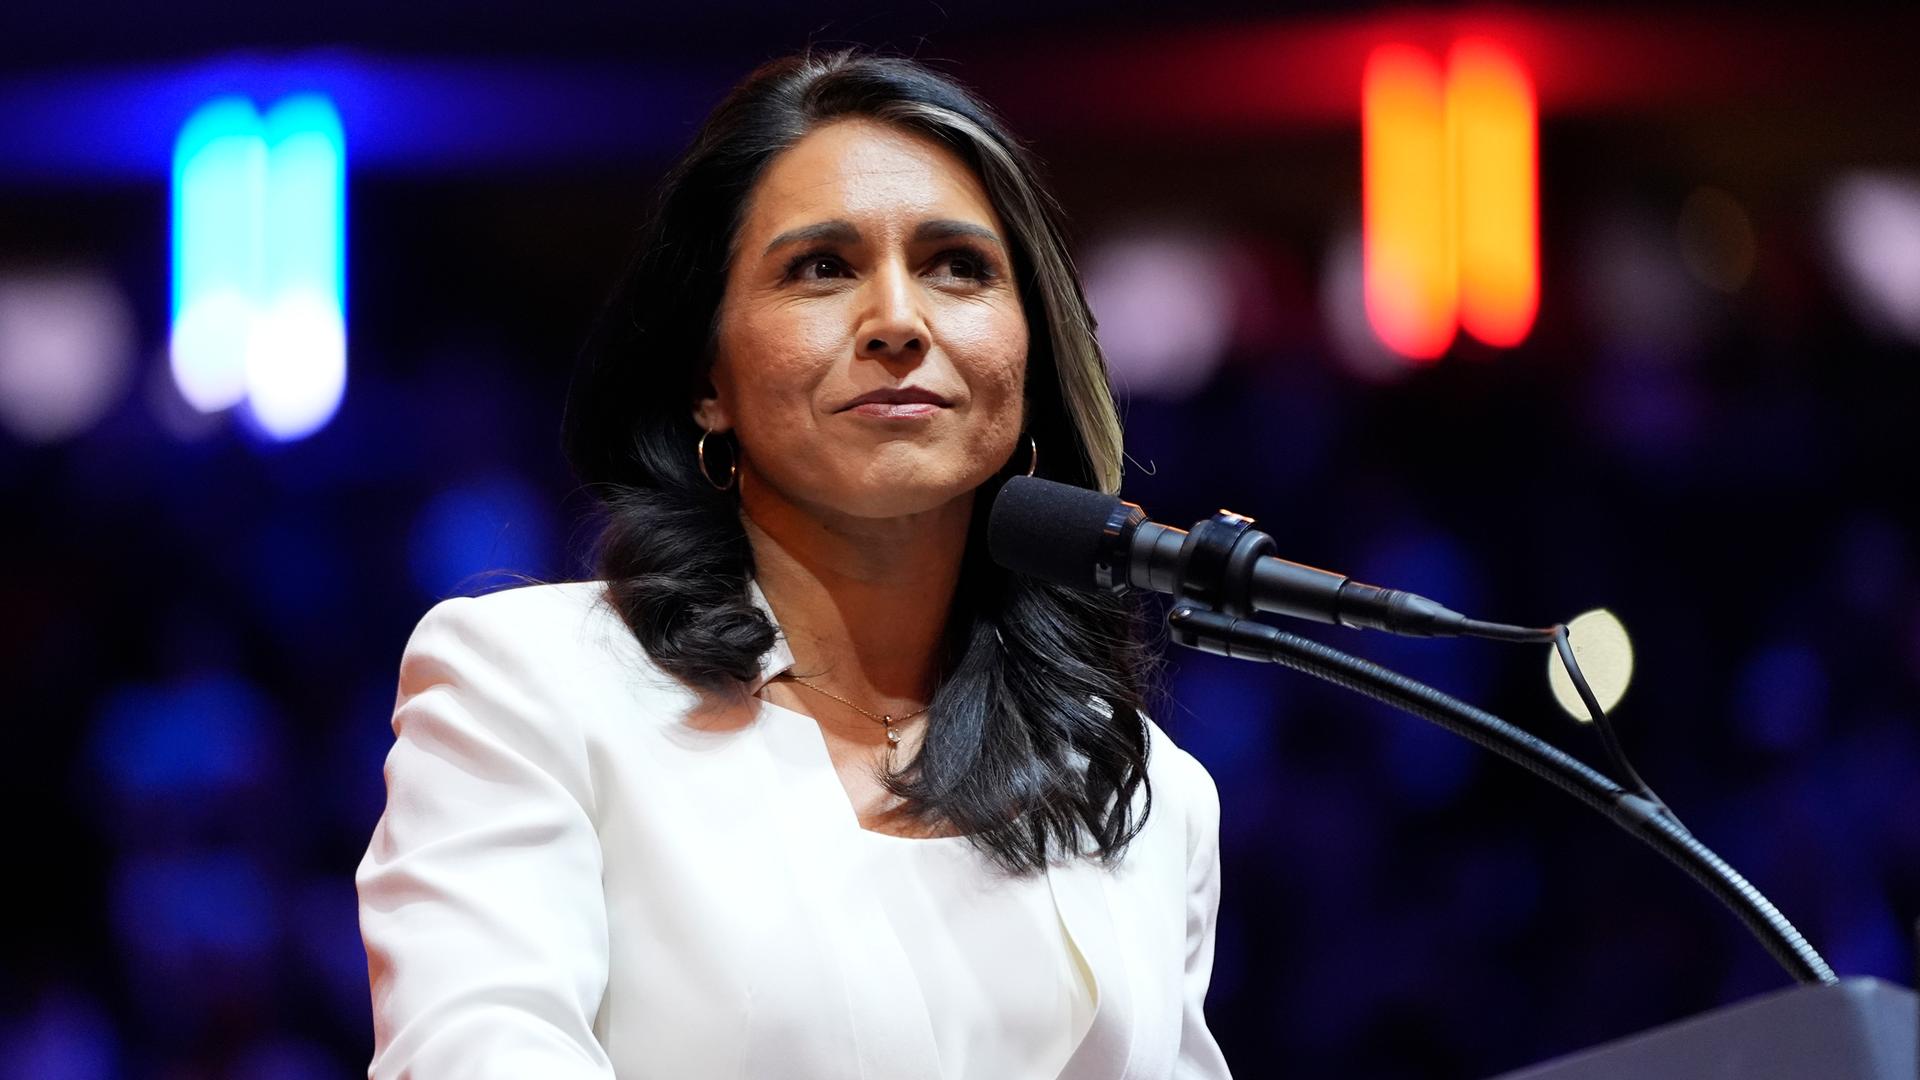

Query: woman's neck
[[739, 473, 973, 711]]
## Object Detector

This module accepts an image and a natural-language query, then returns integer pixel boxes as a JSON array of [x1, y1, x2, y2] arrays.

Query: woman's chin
[[750, 452, 997, 521], [812, 465, 990, 520], [834, 482, 973, 520]]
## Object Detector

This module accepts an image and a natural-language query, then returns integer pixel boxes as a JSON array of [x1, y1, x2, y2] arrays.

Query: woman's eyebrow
[[763, 219, 860, 256], [762, 218, 1004, 257], [913, 219, 1005, 248]]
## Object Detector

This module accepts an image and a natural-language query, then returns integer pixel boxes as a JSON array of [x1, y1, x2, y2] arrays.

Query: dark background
[[3, 5, 1917, 1077]]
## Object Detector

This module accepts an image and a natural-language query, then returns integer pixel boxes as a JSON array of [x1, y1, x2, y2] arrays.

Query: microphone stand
[[1165, 602, 1836, 986]]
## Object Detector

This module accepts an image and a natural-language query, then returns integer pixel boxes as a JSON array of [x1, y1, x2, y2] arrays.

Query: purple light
[[0, 270, 136, 443], [1083, 227, 1240, 399], [1825, 171, 1920, 345]]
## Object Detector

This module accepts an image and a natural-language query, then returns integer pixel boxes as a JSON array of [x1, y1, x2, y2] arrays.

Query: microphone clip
[[1171, 509, 1277, 620]]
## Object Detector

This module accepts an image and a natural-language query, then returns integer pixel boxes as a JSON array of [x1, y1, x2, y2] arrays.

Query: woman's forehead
[[744, 119, 1000, 241]]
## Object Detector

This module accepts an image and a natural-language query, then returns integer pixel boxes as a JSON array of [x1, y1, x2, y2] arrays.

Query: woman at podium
[[355, 47, 1232, 1080]]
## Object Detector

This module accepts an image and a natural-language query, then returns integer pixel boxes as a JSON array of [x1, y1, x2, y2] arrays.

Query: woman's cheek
[[968, 360, 1026, 463], [979, 346, 1027, 417], [741, 320, 834, 423]]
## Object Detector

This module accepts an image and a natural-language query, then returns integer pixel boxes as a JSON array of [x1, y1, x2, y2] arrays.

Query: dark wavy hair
[[560, 47, 1156, 874]]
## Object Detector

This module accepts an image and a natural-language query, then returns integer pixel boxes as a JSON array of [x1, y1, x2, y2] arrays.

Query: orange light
[[1449, 39, 1538, 347], [1363, 44, 1456, 361]]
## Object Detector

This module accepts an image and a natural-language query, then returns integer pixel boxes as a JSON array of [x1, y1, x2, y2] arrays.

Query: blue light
[[111, 850, 277, 961], [0, 990, 122, 1080], [1168, 651, 1283, 780], [1349, 527, 1492, 807], [170, 96, 262, 414], [245, 94, 347, 441], [169, 93, 346, 442], [407, 474, 557, 600], [0, 52, 725, 181], [90, 674, 277, 802], [1733, 640, 1829, 752]]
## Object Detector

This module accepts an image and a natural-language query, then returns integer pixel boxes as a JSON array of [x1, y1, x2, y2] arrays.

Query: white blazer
[[356, 578, 1233, 1080]]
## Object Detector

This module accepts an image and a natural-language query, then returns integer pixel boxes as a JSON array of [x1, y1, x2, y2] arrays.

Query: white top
[[355, 578, 1232, 1080], [849, 813, 1097, 1078]]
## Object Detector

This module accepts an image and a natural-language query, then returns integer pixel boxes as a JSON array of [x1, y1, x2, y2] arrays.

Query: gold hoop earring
[[697, 428, 738, 491]]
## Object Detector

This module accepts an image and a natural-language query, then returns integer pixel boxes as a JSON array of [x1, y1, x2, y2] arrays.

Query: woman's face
[[700, 117, 1029, 522]]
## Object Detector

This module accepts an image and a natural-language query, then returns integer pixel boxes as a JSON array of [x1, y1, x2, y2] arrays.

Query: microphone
[[987, 475, 1472, 637]]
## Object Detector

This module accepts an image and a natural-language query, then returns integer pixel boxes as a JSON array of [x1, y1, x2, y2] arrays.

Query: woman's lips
[[847, 402, 943, 419], [836, 383, 953, 418]]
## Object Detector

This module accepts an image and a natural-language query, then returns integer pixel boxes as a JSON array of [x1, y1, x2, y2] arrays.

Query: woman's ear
[[692, 397, 731, 433], [691, 374, 732, 432]]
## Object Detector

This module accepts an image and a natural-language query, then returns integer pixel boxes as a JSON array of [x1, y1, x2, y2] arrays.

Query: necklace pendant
[[885, 728, 900, 746]]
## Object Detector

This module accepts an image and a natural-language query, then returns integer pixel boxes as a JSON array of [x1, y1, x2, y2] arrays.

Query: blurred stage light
[[1363, 44, 1455, 361], [247, 95, 347, 440], [407, 474, 556, 600], [241, 288, 348, 440], [1167, 652, 1283, 784], [1352, 527, 1492, 809], [171, 94, 346, 441], [0, 55, 726, 182], [91, 674, 278, 805], [1677, 186, 1757, 294], [1448, 39, 1539, 348], [0, 269, 136, 443], [1732, 639, 1828, 752], [0, 990, 120, 1080], [1083, 228, 1237, 399], [171, 97, 262, 413], [1824, 171, 1920, 345], [1362, 40, 1539, 359], [1548, 608, 1634, 719], [111, 850, 276, 963]]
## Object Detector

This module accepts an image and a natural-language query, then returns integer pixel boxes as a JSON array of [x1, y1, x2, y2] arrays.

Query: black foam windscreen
[[987, 475, 1124, 590]]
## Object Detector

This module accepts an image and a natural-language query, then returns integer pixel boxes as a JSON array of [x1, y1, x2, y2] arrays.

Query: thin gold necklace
[[776, 674, 930, 752]]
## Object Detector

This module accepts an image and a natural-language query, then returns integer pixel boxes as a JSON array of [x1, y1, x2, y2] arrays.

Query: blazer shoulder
[[402, 579, 639, 695], [414, 579, 615, 643], [434, 578, 612, 625], [1143, 713, 1216, 798]]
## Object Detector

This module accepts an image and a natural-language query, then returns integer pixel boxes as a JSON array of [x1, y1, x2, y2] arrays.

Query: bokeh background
[[3, 5, 1917, 1078]]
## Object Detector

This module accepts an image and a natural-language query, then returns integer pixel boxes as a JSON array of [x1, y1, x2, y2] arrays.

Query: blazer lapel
[[1048, 854, 1136, 1080]]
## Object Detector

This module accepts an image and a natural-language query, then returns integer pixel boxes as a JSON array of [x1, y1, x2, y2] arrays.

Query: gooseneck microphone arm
[[1167, 605, 1836, 985], [987, 476, 1837, 987]]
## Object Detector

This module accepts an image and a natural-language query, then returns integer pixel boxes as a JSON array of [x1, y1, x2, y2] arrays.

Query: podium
[[1493, 977, 1917, 1079]]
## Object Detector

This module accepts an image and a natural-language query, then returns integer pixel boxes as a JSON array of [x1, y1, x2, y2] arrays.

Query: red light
[[1450, 39, 1539, 347], [1363, 40, 1538, 358], [1363, 44, 1456, 361]]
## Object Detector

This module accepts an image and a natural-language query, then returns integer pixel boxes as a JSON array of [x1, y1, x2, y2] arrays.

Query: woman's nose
[[856, 259, 929, 363]]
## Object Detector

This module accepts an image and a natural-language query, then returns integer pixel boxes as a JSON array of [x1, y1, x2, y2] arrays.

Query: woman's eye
[[787, 252, 846, 280], [937, 249, 995, 282], [783, 248, 995, 284]]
